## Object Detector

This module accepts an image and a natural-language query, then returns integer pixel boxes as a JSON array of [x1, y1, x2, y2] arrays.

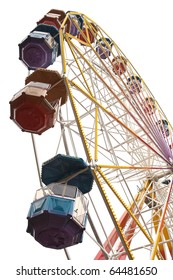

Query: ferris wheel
[[9, 9, 173, 260]]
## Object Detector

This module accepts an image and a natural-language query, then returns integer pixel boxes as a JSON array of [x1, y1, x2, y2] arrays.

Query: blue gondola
[[41, 154, 94, 194], [157, 119, 169, 137]]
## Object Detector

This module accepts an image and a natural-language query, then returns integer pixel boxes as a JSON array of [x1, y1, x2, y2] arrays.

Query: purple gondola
[[27, 183, 88, 249], [19, 31, 58, 70]]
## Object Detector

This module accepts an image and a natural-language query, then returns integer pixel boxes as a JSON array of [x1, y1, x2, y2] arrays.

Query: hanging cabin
[[27, 183, 89, 249], [10, 69, 67, 134]]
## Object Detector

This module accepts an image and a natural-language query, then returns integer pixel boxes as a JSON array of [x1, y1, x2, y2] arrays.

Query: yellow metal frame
[[58, 12, 173, 259]]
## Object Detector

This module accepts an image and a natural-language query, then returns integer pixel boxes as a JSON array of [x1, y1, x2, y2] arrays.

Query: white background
[[1, 0, 173, 278]]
